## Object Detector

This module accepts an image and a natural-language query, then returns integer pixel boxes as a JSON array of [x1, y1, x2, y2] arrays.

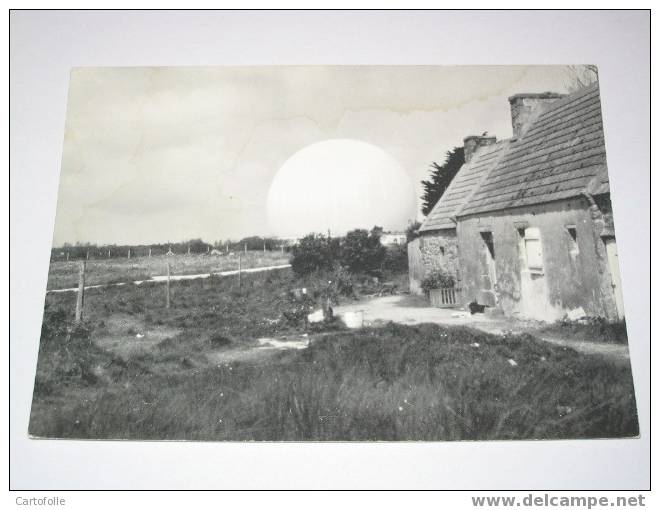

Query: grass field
[[46, 251, 290, 290], [540, 318, 629, 345], [29, 266, 638, 441]]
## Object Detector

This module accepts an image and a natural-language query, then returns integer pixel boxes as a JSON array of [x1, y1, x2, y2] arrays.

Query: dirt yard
[[334, 295, 630, 361]]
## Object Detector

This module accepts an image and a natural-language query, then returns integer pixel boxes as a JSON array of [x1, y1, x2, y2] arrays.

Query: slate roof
[[419, 141, 507, 232], [459, 83, 608, 216]]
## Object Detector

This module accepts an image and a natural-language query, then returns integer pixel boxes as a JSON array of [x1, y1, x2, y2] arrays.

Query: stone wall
[[419, 229, 459, 278], [456, 197, 620, 321], [408, 229, 460, 295]]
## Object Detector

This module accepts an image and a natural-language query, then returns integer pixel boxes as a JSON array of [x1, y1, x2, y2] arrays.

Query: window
[[566, 226, 579, 258], [522, 227, 544, 272], [480, 231, 495, 259], [480, 231, 497, 287], [517, 228, 526, 267], [517, 227, 544, 273]]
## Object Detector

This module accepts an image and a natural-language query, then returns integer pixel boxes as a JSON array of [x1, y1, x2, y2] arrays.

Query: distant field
[[46, 251, 290, 290], [30, 268, 638, 441]]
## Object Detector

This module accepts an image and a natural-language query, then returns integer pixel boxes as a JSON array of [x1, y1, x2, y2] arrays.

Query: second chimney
[[463, 135, 497, 163], [508, 92, 564, 138]]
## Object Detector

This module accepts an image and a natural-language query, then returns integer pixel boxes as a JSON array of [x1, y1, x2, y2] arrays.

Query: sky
[[53, 65, 582, 246]]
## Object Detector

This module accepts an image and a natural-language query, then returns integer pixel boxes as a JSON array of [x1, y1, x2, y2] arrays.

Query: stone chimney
[[508, 92, 564, 138], [463, 135, 497, 163]]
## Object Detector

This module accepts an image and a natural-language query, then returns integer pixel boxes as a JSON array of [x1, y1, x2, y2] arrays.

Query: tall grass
[[30, 316, 638, 441], [540, 318, 629, 344]]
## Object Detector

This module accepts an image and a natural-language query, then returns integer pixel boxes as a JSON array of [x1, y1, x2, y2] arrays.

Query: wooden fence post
[[75, 260, 86, 322], [238, 254, 242, 288], [166, 259, 171, 309]]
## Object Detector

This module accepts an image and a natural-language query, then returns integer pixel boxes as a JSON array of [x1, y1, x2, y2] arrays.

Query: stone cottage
[[409, 83, 624, 321]]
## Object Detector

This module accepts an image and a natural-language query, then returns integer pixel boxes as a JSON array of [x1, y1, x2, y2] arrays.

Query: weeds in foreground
[[31, 269, 637, 440], [30, 316, 638, 441], [541, 317, 628, 345]]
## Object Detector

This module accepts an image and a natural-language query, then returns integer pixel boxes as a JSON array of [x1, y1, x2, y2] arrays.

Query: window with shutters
[[522, 227, 544, 273]]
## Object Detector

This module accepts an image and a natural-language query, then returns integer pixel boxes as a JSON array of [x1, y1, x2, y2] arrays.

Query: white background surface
[[9, 10, 650, 490]]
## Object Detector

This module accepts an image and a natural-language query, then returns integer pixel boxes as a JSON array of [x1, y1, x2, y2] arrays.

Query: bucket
[[341, 311, 364, 329]]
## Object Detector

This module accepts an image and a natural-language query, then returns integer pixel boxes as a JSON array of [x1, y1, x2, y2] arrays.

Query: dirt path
[[206, 336, 310, 365], [334, 295, 630, 361], [93, 295, 629, 367], [529, 334, 629, 361], [334, 294, 513, 332], [93, 312, 312, 366]]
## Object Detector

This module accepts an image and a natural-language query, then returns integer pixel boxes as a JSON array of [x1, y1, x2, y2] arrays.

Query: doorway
[[517, 227, 554, 320], [479, 231, 497, 305]]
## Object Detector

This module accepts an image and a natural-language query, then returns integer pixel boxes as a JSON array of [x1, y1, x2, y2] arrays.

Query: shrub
[[421, 269, 455, 293], [329, 265, 356, 298], [209, 334, 233, 348], [340, 228, 386, 274], [291, 228, 407, 278], [291, 234, 339, 276], [282, 302, 314, 326], [383, 244, 408, 271]]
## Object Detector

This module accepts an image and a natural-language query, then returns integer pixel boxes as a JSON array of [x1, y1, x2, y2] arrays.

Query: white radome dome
[[266, 139, 417, 238]]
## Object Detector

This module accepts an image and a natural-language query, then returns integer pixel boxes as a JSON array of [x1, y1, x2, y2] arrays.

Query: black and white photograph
[[27, 64, 639, 442], [10, 8, 651, 496]]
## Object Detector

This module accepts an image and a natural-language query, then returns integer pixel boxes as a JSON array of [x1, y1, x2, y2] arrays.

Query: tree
[[405, 220, 422, 242], [420, 147, 465, 216], [383, 243, 408, 271], [187, 238, 209, 253], [290, 233, 340, 276], [340, 227, 386, 274]]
